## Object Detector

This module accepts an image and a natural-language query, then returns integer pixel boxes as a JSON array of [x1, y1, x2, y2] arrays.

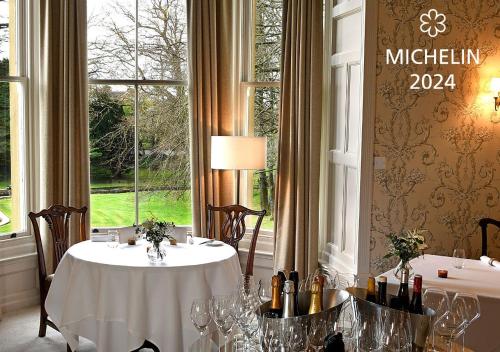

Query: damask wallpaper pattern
[[371, 0, 500, 273]]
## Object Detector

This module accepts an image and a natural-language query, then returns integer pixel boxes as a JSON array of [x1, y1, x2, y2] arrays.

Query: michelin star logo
[[420, 9, 446, 38]]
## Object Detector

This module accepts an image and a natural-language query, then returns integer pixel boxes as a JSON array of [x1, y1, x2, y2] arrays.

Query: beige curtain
[[39, 0, 90, 272], [188, 0, 237, 237], [273, 0, 323, 277]]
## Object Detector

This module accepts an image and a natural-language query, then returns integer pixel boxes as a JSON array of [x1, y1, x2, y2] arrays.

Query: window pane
[[89, 85, 136, 227], [138, 85, 191, 225], [0, 81, 24, 234], [245, 87, 280, 230], [252, 0, 282, 82], [138, 0, 187, 80], [87, 0, 136, 80], [0, 0, 18, 76]]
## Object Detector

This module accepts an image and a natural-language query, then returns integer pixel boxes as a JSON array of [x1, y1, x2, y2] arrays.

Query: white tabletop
[[45, 238, 242, 352], [382, 254, 500, 299]]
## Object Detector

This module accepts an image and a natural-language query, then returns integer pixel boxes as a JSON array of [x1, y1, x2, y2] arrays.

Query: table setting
[[44, 220, 242, 352]]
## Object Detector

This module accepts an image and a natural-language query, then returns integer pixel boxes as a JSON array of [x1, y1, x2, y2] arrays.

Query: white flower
[[420, 9, 446, 38]]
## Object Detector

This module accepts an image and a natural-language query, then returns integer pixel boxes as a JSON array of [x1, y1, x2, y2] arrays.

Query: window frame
[[238, 0, 281, 236], [87, 0, 189, 230], [0, 0, 30, 240]]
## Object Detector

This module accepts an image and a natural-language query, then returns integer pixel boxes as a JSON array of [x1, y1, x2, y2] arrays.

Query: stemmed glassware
[[451, 293, 480, 351], [308, 316, 327, 352], [452, 248, 466, 269], [232, 276, 261, 351], [191, 298, 212, 337], [209, 295, 235, 345], [381, 309, 412, 351]]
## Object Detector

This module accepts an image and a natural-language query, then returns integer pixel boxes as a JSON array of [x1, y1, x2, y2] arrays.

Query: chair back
[[29, 205, 88, 282], [479, 218, 500, 256], [207, 204, 266, 275]]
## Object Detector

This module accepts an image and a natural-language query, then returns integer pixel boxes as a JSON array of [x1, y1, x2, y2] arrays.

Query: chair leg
[[38, 307, 48, 337]]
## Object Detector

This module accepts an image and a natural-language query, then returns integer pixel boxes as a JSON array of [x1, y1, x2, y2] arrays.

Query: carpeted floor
[[0, 305, 96, 352]]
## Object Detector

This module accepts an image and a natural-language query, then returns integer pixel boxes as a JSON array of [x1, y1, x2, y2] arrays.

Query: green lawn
[[0, 190, 273, 233]]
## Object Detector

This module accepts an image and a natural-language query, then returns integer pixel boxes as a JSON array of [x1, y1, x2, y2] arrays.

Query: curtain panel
[[273, 0, 323, 277], [38, 0, 90, 272], [187, 0, 237, 237]]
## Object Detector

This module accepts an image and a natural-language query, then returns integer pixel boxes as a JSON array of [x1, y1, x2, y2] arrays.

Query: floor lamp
[[211, 136, 267, 205]]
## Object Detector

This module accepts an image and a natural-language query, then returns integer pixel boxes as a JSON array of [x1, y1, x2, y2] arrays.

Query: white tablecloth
[[381, 255, 500, 352], [45, 238, 242, 352]]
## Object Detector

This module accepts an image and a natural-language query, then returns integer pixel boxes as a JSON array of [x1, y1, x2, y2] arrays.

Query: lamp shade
[[211, 136, 267, 170]]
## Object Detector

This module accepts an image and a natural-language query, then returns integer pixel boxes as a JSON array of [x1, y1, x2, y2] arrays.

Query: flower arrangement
[[384, 229, 428, 277], [141, 219, 176, 260]]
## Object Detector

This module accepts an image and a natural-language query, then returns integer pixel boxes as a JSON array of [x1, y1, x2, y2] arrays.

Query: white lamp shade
[[211, 136, 267, 170]]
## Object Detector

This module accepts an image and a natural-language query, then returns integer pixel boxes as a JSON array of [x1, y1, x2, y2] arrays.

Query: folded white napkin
[[480, 255, 500, 269], [90, 234, 112, 242]]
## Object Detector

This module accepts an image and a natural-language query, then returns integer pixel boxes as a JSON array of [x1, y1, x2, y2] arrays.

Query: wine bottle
[[282, 280, 296, 318], [277, 270, 287, 294], [410, 274, 423, 315], [289, 270, 300, 316], [397, 268, 410, 311], [366, 276, 376, 303], [308, 279, 323, 314], [377, 276, 388, 306], [265, 275, 282, 318]]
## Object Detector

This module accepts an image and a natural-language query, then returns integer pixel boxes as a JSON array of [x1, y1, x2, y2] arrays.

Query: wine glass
[[190, 298, 212, 336], [433, 310, 467, 352], [334, 296, 358, 350], [209, 295, 235, 344], [258, 278, 272, 304], [107, 229, 119, 248], [451, 292, 480, 351], [381, 310, 412, 351], [423, 287, 451, 350], [308, 316, 327, 352], [231, 289, 261, 350], [355, 303, 382, 351], [452, 248, 466, 269]]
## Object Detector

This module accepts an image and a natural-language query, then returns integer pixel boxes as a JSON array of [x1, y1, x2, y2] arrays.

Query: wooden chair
[[29, 204, 87, 351], [479, 218, 500, 256], [207, 204, 266, 276]]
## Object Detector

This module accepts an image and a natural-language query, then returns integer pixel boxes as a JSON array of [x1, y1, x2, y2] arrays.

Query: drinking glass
[[381, 310, 412, 351], [190, 298, 212, 336], [355, 304, 382, 351], [258, 278, 272, 304], [452, 248, 466, 269], [308, 316, 327, 352], [433, 310, 467, 352], [334, 296, 358, 350], [452, 292, 480, 351], [209, 295, 234, 343], [231, 289, 261, 350], [423, 287, 451, 350], [107, 229, 119, 248]]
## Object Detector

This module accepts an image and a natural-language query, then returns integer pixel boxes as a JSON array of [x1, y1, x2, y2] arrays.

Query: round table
[[45, 238, 242, 352]]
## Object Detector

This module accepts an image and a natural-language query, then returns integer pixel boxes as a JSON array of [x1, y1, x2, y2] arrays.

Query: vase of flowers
[[141, 219, 176, 264], [384, 229, 428, 279]]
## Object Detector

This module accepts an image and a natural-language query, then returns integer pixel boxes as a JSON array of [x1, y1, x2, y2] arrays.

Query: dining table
[[380, 254, 500, 352], [45, 237, 242, 352]]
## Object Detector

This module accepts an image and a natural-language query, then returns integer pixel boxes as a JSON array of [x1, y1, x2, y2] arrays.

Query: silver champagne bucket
[[347, 287, 436, 351]]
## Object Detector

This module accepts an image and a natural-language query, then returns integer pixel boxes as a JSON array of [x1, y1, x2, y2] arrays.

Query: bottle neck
[[270, 286, 282, 309], [413, 276, 422, 294]]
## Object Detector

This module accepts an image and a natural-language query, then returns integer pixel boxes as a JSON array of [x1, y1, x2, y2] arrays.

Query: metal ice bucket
[[347, 287, 436, 351], [258, 288, 350, 325]]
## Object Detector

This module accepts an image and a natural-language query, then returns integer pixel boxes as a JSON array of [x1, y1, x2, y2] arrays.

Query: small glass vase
[[147, 243, 167, 264], [394, 260, 414, 279]]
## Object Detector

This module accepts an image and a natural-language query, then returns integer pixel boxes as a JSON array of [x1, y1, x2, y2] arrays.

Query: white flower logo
[[420, 9, 446, 38]]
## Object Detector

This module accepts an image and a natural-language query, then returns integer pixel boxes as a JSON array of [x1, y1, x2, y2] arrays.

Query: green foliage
[[89, 86, 134, 179], [0, 59, 10, 180], [141, 218, 175, 248], [383, 229, 429, 264]]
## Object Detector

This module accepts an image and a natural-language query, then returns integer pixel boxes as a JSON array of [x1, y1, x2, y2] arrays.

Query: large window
[[0, 0, 27, 237], [87, 0, 190, 228], [241, 0, 282, 230]]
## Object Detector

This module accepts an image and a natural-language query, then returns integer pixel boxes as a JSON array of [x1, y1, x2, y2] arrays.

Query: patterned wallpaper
[[371, 0, 500, 273]]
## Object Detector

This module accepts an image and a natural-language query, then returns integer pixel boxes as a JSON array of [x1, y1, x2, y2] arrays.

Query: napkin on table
[[480, 255, 500, 269]]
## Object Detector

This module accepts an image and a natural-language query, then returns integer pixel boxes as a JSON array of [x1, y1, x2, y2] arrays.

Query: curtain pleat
[[273, 0, 323, 277], [188, 0, 236, 237], [39, 0, 90, 272]]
